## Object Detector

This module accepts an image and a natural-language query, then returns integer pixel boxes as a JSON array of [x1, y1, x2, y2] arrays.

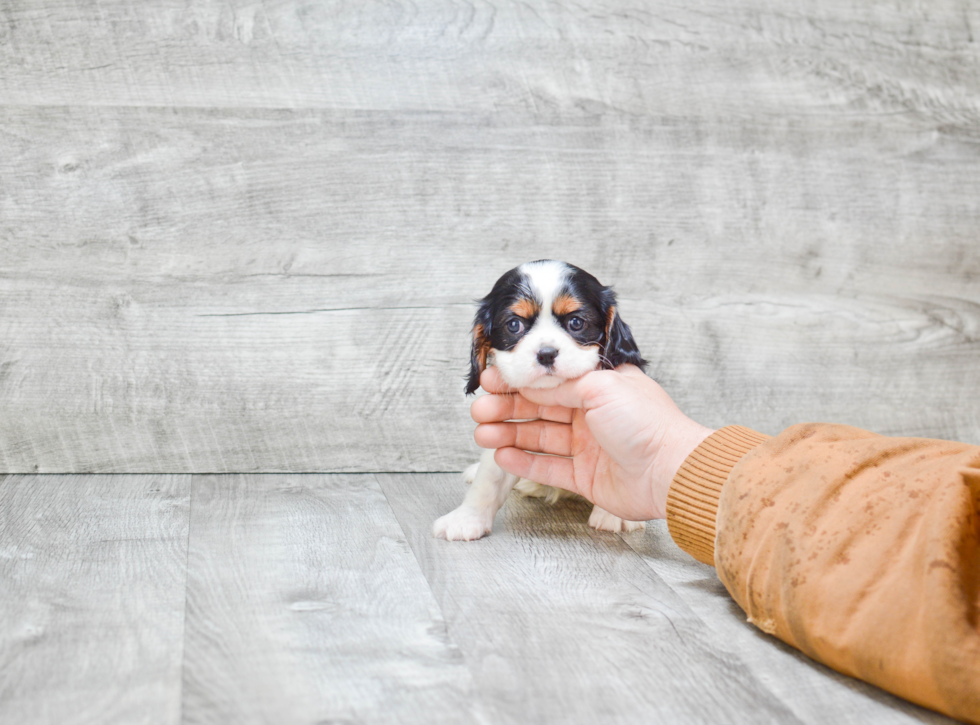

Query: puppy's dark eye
[[567, 316, 584, 332], [506, 318, 524, 334]]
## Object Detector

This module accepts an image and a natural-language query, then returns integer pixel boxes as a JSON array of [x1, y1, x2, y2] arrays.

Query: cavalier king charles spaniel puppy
[[432, 259, 647, 541]]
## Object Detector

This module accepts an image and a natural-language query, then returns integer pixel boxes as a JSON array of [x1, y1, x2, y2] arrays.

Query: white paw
[[588, 506, 645, 533], [432, 507, 493, 541], [462, 462, 480, 484]]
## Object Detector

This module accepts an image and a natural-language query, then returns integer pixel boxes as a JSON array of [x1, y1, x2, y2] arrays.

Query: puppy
[[432, 259, 647, 541]]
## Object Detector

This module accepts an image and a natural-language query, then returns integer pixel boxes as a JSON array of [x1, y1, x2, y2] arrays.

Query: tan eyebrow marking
[[509, 297, 540, 319], [553, 293, 581, 317]]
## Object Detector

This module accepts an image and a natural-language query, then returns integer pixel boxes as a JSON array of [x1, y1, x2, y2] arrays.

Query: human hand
[[470, 365, 715, 521]]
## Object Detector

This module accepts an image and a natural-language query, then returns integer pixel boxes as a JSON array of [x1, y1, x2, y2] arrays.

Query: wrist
[[651, 420, 715, 519], [665, 425, 772, 565]]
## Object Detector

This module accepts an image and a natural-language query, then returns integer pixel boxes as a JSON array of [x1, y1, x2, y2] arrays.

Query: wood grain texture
[[0, 474, 190, 725], [1, 104, 979, 471], [625, 521, 957, 725], [0, 472, 952, 722], [180, 473, 482, 724], [1, 0, 978, 117], [1, 1, 979, 472], [377, 471, 803, 723]]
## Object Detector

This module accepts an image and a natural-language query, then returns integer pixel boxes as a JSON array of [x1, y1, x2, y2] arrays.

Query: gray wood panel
[[1, 0, 979, 472], [1, 1, 978, 117], [0, 474, 190, 725], [377, 471, 802, 723], [180, 473, 482, 724], [1, 104, 978, 471]]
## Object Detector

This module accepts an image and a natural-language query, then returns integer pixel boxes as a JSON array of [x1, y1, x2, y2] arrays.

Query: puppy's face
[[466, 260, 646, 393]]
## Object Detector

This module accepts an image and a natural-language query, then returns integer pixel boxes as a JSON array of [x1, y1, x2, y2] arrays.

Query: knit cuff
[[666, 425, 771, 565]]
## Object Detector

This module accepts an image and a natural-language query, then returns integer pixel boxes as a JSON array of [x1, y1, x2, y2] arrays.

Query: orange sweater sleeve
[[666, 423, 980, 724]]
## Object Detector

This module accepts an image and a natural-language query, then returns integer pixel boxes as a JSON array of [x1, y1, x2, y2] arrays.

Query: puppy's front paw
[[588, 506, 645, 533], [432, 507, 493, 541]]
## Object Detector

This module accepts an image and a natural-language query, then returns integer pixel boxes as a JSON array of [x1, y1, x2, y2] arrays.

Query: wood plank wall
[[1, 1, 978, 473]]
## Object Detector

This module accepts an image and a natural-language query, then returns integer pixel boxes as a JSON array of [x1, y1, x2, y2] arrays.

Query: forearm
[[666, 423, 980, 724]]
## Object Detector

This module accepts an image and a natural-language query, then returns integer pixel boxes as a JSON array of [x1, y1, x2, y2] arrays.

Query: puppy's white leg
[[588, 505, 645, 533], [462, 461, 480, 484], [433, 448, 518, 541]]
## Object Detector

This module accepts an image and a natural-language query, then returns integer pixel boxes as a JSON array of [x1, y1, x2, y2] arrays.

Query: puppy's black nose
[[536, 347, 558, 367]]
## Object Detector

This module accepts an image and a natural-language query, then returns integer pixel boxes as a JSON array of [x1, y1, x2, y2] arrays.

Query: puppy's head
[[466, 260, 646, 394]]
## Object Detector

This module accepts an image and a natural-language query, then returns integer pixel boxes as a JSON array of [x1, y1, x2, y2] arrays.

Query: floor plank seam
[[370, 473, 489, 701]]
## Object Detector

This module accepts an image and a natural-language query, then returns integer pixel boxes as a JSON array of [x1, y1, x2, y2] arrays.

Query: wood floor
[[0, 472, 954, 724]]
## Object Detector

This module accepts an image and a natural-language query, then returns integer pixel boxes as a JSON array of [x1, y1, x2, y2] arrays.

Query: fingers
[[493, 447, 577, 494], [478, 366, 639, 422], [615, 363, 648, 379], [474, 420, 573, 456], [518, 370, 610, 409], [478, 367, 512, 394], [470, 392, 574, 425]]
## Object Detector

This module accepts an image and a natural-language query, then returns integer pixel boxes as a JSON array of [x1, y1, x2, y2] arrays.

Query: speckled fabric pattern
[[668, 422, 980, 723]]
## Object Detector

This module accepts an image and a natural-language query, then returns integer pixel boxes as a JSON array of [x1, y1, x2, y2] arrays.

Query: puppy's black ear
[[600, 290, 647, 371], [465, 302, 494, 394]]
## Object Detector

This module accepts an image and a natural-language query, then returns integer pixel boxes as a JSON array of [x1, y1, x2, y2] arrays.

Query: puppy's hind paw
[[432, 506, 493, 541], [588, 506, 645, 533]]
